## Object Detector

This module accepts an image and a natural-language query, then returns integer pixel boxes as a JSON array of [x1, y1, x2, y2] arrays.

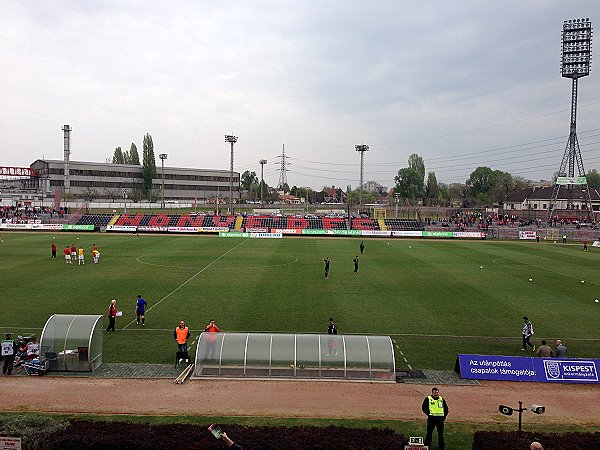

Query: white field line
[[123, 239, 248, 329], [393, 339, 412, 370], [1, 326, 599, 342]]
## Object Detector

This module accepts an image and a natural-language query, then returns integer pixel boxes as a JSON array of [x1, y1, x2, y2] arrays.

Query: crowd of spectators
[[425, 211, 594, 230], [0, 205, 70, 223]]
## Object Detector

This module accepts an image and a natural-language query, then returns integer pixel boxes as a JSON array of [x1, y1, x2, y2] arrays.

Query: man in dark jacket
[[422, 387, 449, 450]]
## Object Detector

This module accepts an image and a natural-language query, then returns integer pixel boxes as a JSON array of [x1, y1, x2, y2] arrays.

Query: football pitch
[[1, 232, 599, 370]]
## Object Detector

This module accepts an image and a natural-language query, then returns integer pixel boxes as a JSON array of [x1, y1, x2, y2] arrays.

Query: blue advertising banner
[[457, 354, 599, 384]]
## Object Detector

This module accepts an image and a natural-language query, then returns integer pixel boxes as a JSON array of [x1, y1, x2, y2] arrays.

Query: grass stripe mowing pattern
[[0, 233, 598, 369]]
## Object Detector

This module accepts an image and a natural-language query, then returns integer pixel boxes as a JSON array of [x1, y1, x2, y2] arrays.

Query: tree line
[[107, 133, 158, 201], [394, 153, 600, 207]]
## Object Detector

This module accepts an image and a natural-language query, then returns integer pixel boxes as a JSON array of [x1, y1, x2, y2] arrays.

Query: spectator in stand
[[555, 340, 568, 358], [535, 340, 554, 357]]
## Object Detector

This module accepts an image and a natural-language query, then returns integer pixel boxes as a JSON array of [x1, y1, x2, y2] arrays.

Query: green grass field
[[1, 232, 599, 369]]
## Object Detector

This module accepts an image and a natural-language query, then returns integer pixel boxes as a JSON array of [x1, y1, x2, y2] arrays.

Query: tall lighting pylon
[[159, 153, 167, 208], [259, 159, 267, 208], [548, 18, 593, 220], [355, 144, 369, 210], [225, 134, 238, 214]]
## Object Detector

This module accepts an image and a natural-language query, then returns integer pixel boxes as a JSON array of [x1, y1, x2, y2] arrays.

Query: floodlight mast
[[225, 135, 238, 214], [259, 159, 267, 208], [159, 153, 167, 208], [355, 144, 369, 210], [548, 18, 593, 220]]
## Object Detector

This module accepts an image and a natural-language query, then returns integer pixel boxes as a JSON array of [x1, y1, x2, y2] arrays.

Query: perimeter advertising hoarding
[[63, 224, 94, 231], [519, 231, 537, 240], [219, 231, 282, 239], [457, 354, 599, 384]]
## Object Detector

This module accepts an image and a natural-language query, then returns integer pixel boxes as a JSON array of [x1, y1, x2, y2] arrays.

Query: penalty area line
[[123, 239, 248, 329]]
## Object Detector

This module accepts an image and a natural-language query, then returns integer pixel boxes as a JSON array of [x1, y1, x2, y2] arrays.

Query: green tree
[[425, 171, 439, 206], [112, 147, 125, 164], [129, 143, 140, 165], [489, 171, 513, 204], [586, 169, 600, 189], [241, 171, 258, 191], [394, 167, 422, 201], [466, 166, 496, 198], [142, 133, 157, 199], [438, 183, 450, 206], [408, 153, 425, 199]]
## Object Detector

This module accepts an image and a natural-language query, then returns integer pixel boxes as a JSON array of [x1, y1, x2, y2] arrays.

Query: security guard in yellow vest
[[421, 387, 449, 450]]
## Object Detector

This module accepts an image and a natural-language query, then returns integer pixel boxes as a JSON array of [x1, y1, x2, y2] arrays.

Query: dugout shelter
[[193, 332, 395, 381], [39, 314, 104, 372]]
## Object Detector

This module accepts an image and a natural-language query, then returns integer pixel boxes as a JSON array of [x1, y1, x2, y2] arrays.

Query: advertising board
[[457, 354, 599, 384]]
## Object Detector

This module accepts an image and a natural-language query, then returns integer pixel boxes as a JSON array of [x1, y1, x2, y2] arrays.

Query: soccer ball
[[480, 266, 483, 269], [529, 278, 533, 282], [595, 299, 599, 303], [581, 280, 585, 284]]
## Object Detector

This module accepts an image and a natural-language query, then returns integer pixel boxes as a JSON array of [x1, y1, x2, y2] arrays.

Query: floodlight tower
[[259, 159, 267, 208], [62, 125, 71, 193], [355, 144, 369, 210], [225, 134, 238, 214], [159, 153, 167, 208], [548, 18, 593, 220]]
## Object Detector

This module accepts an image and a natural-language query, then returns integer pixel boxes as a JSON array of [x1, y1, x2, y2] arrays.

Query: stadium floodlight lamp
[[561, 18, 592, 78]]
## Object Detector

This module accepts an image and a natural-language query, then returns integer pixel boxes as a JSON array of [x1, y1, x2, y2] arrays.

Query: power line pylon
[[276, 144, 290, 190]]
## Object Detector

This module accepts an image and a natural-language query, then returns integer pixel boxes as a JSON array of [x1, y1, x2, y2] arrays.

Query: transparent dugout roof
[[40, 314, 104, 372], [193, 332, 395, 381]]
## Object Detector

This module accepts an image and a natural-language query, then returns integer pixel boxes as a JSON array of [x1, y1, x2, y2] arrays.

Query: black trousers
[[106, 316, 116, 332], [425, 416, 445, 449], [522, 334, 533, 350], [3, 355, 15, 375]]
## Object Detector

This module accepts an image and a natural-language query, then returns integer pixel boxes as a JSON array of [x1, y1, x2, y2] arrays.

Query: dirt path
[[1, 377, 598, 426]]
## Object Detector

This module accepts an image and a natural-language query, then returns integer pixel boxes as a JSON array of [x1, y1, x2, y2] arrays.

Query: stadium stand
[[384, 219, 424, 231], [76, 214, 115, 228], [80, 213, 429, 232]]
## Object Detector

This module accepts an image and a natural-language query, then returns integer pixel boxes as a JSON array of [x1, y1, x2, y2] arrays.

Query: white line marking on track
[[123, 240, 248, 329]]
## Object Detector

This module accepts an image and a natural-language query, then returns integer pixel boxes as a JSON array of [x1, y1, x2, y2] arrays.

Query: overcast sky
[[1, 1, 599, 190]]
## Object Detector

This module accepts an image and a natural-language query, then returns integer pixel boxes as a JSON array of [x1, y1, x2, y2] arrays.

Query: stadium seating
[[76, 214, 115, 228], [383, 219, 424, 231], [79, 213, 426, 232]]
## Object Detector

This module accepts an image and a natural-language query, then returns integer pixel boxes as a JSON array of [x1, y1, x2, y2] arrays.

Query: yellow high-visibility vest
[[428, 395, 445, 416]]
